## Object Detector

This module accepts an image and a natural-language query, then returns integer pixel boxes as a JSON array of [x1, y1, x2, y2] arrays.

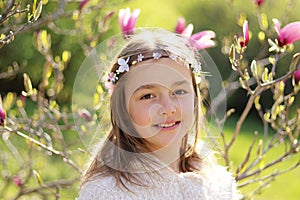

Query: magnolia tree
[[0, 0, 299, 199]]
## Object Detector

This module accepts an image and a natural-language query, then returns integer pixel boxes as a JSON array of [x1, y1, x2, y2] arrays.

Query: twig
[[236, 132, 258, 175], [3, 126, 82, 173], [14, 177, 80, 200], [238, 160, 299, 188], [226, 94, 257, 155], [0, 0, 16, 23], [237, 149, 296, 180]]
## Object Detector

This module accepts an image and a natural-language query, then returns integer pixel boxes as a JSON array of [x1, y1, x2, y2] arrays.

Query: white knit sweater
[[77, 160, 242, 200]]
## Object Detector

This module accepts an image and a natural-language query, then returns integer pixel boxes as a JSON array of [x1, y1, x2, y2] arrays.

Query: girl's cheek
[[130, 104, 153, 127]]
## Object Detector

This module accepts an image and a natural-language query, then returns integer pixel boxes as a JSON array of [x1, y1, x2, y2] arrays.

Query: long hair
[[81, 29, 206, 189]]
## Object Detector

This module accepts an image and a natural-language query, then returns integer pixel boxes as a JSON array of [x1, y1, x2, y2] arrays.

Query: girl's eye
[[140, 93, 155, 100], [173, 89, 187, 95]]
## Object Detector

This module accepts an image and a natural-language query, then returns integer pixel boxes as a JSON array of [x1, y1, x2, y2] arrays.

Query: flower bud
[[293, 69, 300, 85], [79, 109, 92, 121], [0, 105, 5, 126], [253, 0, 265, 7], [13, 176, 22, 187]]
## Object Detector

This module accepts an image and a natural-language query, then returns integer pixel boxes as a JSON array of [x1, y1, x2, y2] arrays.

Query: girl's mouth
[[155, 121, 181, 130]]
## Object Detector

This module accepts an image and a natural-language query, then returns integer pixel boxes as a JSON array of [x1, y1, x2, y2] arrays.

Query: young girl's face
[[124, 58, 195, 150]]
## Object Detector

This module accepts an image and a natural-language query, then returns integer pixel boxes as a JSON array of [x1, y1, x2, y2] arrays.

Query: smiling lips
[[155, 121, 181, 130]]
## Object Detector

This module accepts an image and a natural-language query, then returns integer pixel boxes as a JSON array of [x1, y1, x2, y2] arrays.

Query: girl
[[78, 29, 241, 199]]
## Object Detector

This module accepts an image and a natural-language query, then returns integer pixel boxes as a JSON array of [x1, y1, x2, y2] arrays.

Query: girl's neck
[[151, 143, 181, 173]]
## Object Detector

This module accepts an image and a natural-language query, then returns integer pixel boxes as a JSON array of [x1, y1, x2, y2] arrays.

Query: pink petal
[[280, 21, 300, 44], [191, 37, 216, 49], [253, 0, 265, 6], [175, 17, 186, 34], [131, 9, 140, 19], [181, 24, 194, 37], [79, 0, 89, 10], [189, 31, 216, 50], [13, 177, 22, 187], [0, 106, 5, 126], [79, 109, 92, 121], [272, 18, 281, 35], [122, 8, 131, 27], [118, 9, 125, 29], [243, 20, 249, 45], [126, 9, 140, 32], [293, 69, 300, 85], [118, 8, 140, 35], [118, 8, 130, 30], [190, 30, 215, 40]]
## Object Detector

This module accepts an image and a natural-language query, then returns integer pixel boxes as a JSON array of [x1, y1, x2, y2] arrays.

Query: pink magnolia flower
[[20, 94, 26, 103], [13, 176, 22, 187], [175, 17, 186, 34], [253, 0, 265, 6], [174, 17, 194, 37], [240, 20, 249, 47], [189, 31, 216, 50], [118, 8, 140, 37], [293, 69, 300, 85], [174, 17, 216, 50], [79, 0, 89, 10], [174, 17, 195, 38], [79, 109, 92, 122], [273, 18, 300, 46], [0, 105, 5, 126]]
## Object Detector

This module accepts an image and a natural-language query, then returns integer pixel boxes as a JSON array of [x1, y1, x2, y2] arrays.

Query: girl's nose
[[159, 96, 177, 116]]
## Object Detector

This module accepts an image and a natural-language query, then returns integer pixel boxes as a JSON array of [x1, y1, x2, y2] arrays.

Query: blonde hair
[[81, 29, 206, 189]]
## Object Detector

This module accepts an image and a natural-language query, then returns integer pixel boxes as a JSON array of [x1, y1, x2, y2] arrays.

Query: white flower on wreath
[[169, 54, 178, 61], [137, 54, 144, 62], [153, 52, 162, 59], [118, 57, 130, 73]]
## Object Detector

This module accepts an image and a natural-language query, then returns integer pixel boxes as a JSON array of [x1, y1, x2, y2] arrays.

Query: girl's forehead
[[124, 58, 193, 93]]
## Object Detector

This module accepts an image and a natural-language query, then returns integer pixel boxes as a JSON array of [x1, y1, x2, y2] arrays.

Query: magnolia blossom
[[79, 0, 89, 10], [293, 69, 300, 85], [240, 20, 249, 47], [0, 105, 5, 126], [118, 8, 140, 36], [175, 17, 186, 34], [174, 17, 194, 37], [79, 109, 92, 122], [189, 31, 216, 50], [273, 18, 300, 46], [253, 0, 265, 6], [20, 94, 26, 103], [13, 176, 22, 187], [174, 17, 216, 50]]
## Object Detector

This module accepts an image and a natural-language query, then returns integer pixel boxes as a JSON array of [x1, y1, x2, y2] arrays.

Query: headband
[[107, 49, 202, 85]]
